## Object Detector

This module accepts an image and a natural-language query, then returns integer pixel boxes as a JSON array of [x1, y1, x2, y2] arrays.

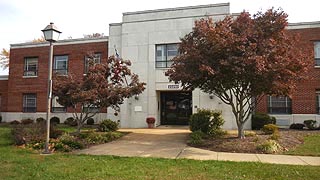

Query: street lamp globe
[[42, 22, 61, 42]]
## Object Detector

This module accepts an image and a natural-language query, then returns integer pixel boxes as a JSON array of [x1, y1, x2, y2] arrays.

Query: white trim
[[123, 3, 229, 15], [22, 76, 37, 78], [288, 21, 320, 29], [11, 37, 108, 49], [0, 75, 8, 80]]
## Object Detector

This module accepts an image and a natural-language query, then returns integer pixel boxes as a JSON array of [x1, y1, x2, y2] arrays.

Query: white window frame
[[23, 94, 37, 112], [314, 42, 320, 67], [54, 55, 68, 75], [155, 44, 179, 68], [82, 104, 100, 113], [24, 57, 38, 77], [268, 96, 292, 114], [84, 53, 101, 74]]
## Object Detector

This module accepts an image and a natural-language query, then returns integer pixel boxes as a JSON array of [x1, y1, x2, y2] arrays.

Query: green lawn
[[284, 134, 320, 156], [0, 127, 319, 180]]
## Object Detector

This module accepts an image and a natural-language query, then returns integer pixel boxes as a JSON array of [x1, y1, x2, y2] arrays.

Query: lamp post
[[42, 22, 61, 154]]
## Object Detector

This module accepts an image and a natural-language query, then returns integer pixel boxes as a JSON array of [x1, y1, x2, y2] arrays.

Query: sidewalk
[[179, 147, 320, 166], [77, 127, 320, 166]]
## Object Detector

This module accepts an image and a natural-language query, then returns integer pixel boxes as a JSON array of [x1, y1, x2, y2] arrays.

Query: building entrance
[[160, 91, 192, 125]]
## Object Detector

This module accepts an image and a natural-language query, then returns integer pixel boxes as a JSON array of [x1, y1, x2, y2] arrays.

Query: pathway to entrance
[[77, 126, 189, 158], [77, 126, 320, 166]]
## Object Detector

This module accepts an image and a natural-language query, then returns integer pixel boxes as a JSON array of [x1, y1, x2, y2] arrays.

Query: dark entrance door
[[160, 91, 192, 125]]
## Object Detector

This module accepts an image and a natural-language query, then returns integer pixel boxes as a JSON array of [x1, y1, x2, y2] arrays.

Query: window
[[268, 96, 292, 114], [156, 44, 179, 68], [23, 94, 36, 112], [83, 104, 99, 113], [54, 55, 68, 75], [316, 91, 320, 114], [84, 53, 101, 73], [314, 42, 320, 66], [51, 96, 66, 112], [24, 57, 38, 76]]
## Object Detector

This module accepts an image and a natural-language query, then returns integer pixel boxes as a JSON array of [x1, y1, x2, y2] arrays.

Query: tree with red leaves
[[53, 55, 146, 133], [166, 9, 312, 138]]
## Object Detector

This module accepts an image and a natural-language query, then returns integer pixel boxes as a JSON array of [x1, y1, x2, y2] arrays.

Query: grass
[[284, 134, 320, 156], [1, 127, 320, 180]]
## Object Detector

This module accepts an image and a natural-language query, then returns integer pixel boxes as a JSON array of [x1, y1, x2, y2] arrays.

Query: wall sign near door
[[167, 84, 179, 89]]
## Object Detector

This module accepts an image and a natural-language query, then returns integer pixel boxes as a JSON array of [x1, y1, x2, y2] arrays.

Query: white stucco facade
[[107, 3, 251, 129]]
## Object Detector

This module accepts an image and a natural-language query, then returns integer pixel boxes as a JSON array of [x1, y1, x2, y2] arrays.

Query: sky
[[0, 0, 319, 75]]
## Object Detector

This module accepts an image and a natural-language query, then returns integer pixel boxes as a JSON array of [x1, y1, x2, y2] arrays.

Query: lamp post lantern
[[42, 22, 61, 154]]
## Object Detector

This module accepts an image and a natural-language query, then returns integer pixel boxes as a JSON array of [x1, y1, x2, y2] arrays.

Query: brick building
[[0, 37, 109, 122], [255, 22, 320, 127], [0, 4, 319, 128]]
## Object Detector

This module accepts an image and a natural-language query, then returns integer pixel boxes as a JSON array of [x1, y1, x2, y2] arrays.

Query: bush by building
[[261, 124, 279, 135], [97, 119, 119, 132], [251, 112, 276, 130], [189, 109, 224, 136], [50, 116, 60, 124]]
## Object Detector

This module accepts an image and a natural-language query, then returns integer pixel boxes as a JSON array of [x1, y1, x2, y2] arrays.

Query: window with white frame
[[54, 55, 68, 75], [23, 94, 36, 112], [24, 57, 38, 76], [83, 104, 99, 113], [314, 42, 320, 66], [51, 96, 66, 112], [316, 91, 320, 114], [156, 44, 179, 68], [268, 96, 292, 114], [84, 53, 101, 73]]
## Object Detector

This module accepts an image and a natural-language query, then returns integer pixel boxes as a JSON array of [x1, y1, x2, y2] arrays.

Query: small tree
[[166, 9, 311, 138], [0, 48, 9, 70], [53, 55, 146, 133]]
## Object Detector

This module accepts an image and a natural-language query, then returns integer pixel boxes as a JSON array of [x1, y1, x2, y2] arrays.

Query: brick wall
[[7, 40, 108, 113], [256, 28, 320, 114], [0, 79, 8, 112]]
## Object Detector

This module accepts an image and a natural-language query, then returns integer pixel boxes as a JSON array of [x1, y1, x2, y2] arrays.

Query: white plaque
[[134, 106, 142, 112]]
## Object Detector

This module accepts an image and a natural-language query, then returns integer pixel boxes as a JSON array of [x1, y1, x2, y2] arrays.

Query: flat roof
[[123, 3, 230, 16], [288, 21, 320, 29], [0, 75, 8, 80], [11, 36, 109, 49]]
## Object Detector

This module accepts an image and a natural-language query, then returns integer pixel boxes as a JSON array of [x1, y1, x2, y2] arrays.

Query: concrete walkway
[[77, 126, 320, 166]]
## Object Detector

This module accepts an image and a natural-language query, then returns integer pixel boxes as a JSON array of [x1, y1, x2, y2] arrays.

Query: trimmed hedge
[[189, 109, 224, 136], [252, 112, 276, 130]]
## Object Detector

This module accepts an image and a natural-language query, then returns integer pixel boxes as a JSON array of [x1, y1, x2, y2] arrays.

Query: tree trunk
[[237, 123, 245, 139], [76, 120, 82, 135]]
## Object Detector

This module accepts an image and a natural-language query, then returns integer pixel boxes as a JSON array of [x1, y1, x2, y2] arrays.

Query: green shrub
[[86, 118, 95, 125], [289, 123, 305, 130], [97, 119, 119, 132], [50, 116, 60, 124], [251, 112, 276, 130], [256, 140, 282, 154], [189, 131, 205, 145], [189, 109, 224, 136], [303, 120, 318, 130], [50, 139, 72, 152], [36, 117, 46, 124], [64, 117, 77, 126], [84, 131, 123, 144], [245, 131, 257, 137], [261, 124, 279, 135], [269, 131, 280, 141], [21, 118, 34, 125], [59, 133, 84, 149]]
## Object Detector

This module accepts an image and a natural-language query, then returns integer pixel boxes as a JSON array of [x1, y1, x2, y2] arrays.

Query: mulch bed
[[189, 129, 320, 154]]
